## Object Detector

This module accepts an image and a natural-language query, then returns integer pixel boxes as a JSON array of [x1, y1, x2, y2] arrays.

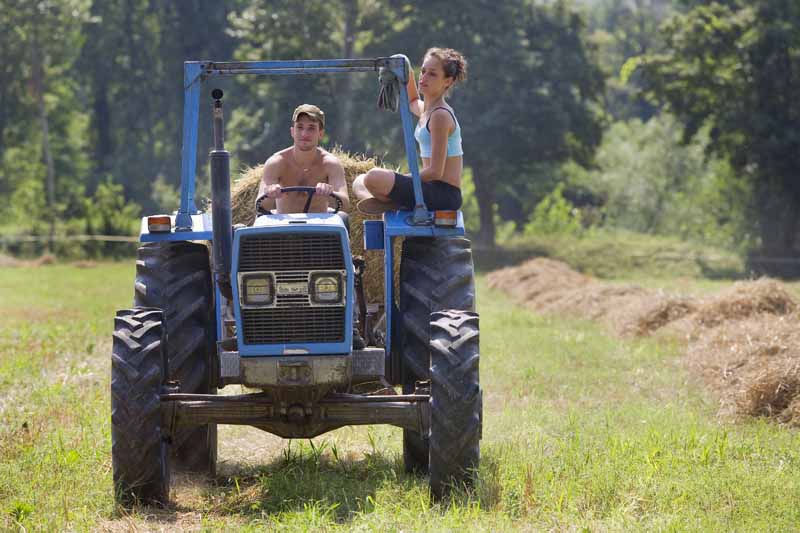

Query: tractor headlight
[[240, 273, 275, 307], [309, 271, 344, 305]]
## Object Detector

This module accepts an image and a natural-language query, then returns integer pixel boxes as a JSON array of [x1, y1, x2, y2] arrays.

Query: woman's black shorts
[[387, 173, 462, 211]]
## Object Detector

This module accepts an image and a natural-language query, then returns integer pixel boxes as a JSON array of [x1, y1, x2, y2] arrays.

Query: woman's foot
[[357, 197, 400, 215]]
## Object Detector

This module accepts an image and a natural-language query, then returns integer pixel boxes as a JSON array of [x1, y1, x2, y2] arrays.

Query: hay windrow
[[487, 257, 800, 424], [691, 279, 797, 327], [0, 253, 56, 267], [231, 147, 400, 304]]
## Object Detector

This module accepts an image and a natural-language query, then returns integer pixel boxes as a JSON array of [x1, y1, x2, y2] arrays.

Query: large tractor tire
[[429, 310, 481, 499], [134, 241, 217, 475], [111, 308, 170, 506], [398, 237, 475, 473]]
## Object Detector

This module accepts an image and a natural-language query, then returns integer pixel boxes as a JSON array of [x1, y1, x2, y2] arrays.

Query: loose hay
[[691, 279, 797, 327], [0, 253, 56, 268], [487, 257, 800, 424], [230, 147, 401, 304]]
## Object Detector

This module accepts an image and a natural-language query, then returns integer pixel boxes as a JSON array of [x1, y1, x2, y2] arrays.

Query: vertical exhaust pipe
[[210, 88, 233, 300]]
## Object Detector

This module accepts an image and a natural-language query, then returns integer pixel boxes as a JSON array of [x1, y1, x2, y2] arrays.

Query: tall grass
[[1, 263, 799, 530]]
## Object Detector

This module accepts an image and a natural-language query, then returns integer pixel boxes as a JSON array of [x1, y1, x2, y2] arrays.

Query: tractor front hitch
[[160, 392, 430, 440]]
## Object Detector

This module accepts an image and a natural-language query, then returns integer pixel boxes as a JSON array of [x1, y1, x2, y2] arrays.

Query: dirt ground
[[487, 257, 800, 425]]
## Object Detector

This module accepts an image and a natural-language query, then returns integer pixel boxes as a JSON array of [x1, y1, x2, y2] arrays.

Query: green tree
[[581, 0, 678, 120], [567, 114, 751, 250], [77, 0, 242, 209], [385, 0, 605, 246], [0, 0, 91, 243], [637, 0, 800, 274], [227, 0, 398, 164]]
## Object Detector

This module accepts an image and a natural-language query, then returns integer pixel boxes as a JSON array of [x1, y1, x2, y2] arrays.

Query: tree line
[[1, 0, 798, 274]]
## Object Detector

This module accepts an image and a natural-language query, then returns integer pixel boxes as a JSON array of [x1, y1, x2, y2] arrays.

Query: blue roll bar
[[175, 56, 429, 231]]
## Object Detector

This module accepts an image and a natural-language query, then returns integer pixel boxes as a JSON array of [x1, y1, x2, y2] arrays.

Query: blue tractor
[[110, 56, 480, 505]]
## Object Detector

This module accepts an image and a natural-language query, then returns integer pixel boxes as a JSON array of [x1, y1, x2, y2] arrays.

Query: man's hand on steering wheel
[[265, 184, 283, 199], [315, 182, 333, 197], [255, 186, 343, 216]]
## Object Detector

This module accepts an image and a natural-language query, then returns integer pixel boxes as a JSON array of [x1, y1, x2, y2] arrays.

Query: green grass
[[2, 262, 799, 530], [477, 229, 745, 281]]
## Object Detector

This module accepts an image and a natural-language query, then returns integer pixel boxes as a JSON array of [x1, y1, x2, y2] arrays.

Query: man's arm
[[257, 156, 283, 212], [322, 154, 350, 211]]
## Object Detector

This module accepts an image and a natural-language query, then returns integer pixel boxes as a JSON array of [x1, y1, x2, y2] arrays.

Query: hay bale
[[735, 360, 800, 417], [486, 258, 591, 304], [230, 147, 401, 304], [693, 278, 797, 328], [0, 253, 57, 268], [778, 395, 800, 426], [487, 258, 800, 425], [623, 296, 697, 337], [0, 254, 24, 268]]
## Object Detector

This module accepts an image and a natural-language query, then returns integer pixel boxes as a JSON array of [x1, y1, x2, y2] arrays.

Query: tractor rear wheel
[[134, 241, 217, 475], [398, 237, 475, 473], [429, 310, 481, 499], [111, 308, 170, 506]]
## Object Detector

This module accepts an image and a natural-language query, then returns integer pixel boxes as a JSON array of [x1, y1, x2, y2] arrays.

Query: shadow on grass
[[697, 257, 747, 280], [113, 444, 506, 526], [207, 439, 407, 522]]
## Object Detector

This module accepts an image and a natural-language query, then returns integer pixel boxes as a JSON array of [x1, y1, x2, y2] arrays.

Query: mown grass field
[[2, 261, 800, 531]]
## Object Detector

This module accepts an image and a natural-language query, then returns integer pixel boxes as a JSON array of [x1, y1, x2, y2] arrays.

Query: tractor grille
[[239, 233, 345, 272], [242, 307, 345, 344], [238, 232, 346, 345]]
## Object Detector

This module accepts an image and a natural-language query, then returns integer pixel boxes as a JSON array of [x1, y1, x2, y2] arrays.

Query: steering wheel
[[256, 186, 343, 216]]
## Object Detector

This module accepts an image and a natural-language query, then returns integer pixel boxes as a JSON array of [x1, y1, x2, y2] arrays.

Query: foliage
[[227, 0, 399, 162], [636, 0, 800, 269], [150, 176, 181, 214], [0, 0, 92, 230], [85, 178, 140, 237], [524, 184, 583, 237], [381, 0, 605, 245], [1, 0, 794, 264], [565, 114, 752, 252], [580, 0, 679, 121]]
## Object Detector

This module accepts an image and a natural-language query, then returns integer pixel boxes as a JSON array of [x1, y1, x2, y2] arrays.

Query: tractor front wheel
[[428, 310, 481, 499], [111, 308, 170, 506], [398, 237, 475, 473], [135, 241, 217, 475]]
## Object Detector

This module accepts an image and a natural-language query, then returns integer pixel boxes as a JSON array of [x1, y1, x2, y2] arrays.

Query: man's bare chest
[[280, 157, 327, 186]]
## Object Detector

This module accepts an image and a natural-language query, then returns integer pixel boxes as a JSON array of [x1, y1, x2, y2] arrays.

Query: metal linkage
[[160, 391, 430, 439]]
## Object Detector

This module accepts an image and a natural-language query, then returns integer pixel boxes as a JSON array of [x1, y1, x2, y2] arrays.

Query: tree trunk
[[92, 77, 113, 176], [32, 36, 56, 251], [749, 181, 800, 278], [471, 161, 496, 247], [338, 0, 358, 147]]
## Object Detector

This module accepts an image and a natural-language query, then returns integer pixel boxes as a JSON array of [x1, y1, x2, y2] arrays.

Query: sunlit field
[[1, 261, 799, 531]]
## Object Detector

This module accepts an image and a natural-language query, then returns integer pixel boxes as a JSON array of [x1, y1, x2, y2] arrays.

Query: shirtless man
[[254, 105, 364, 348], [255, 104, 350, 214]]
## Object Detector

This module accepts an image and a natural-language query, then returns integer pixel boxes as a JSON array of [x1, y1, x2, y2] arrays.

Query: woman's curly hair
[[423, 47, 468, 86]]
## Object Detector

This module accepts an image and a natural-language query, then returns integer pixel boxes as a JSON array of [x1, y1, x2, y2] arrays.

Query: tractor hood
[[252, 212, 347, 229]]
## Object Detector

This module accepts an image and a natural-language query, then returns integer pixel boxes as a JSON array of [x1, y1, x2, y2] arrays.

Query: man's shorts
[[387, 173, 462, 211]]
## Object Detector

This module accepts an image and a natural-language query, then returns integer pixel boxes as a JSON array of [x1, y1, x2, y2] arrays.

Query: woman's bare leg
[[354, 168, 396, 202]]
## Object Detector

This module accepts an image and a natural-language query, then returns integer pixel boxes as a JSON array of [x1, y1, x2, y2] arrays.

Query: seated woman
[[353, 47, 467, 214]]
